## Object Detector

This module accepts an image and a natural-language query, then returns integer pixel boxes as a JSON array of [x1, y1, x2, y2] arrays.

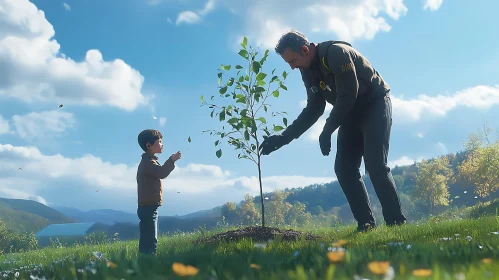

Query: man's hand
[[170, 151, 182, 162], [259, 135, 290, 155], [319, 130, 332, 156]]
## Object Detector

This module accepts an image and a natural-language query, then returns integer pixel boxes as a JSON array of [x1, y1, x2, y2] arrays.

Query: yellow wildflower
[[172, 262, 199, 277], [412, 268, 433, 277], [327, 251, 345, 263], [482, 258, 493, 264], [368, 261, 390, 275]]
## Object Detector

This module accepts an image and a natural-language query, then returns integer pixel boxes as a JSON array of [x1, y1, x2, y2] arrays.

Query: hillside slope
[[0, 198, 76, 233]]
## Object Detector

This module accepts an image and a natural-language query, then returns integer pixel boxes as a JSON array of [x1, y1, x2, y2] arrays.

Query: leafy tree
[[221, 202, 238, 224], [266, 189, 292, 226], [200, 37, 289, 228], [414, 156, 455, 214], [237, 194, 260, 226], [458, 123, 499, 198]]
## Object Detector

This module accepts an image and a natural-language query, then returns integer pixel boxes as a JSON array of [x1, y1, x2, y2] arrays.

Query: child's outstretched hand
[[170, 151, 181, 162]]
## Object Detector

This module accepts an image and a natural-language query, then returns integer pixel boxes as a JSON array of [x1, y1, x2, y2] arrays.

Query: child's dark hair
[[138, 129, 163, 152]]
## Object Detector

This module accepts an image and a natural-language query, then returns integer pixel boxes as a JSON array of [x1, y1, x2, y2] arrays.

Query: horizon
[[1, 0, 499, 216]]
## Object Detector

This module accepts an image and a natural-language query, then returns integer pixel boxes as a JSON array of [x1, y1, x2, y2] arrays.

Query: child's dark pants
[[137, 205, 159, 254]]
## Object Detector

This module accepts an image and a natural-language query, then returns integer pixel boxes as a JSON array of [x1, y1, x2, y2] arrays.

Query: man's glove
[[259, 135, 291, 155], [319, 130, 332, 156]]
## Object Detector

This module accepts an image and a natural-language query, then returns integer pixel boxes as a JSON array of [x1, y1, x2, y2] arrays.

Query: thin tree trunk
[[258, 155, 265, 228]]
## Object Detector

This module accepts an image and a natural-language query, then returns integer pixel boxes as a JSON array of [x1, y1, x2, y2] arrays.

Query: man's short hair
[[138, 129, 163, 152], [275, 30, 310, 55]]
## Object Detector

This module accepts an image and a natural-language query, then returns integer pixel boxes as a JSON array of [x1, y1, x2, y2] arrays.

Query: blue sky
[[1, 0, 498, 215]]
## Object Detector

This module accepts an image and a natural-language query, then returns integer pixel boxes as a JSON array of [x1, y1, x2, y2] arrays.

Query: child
[[136, 129, 181, 255]]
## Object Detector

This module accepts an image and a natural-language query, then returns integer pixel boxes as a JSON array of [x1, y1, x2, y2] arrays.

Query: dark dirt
[[193, 226, 322, 244]]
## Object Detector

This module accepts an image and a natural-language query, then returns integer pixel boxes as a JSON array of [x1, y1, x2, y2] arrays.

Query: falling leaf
[[59, 104, 63, 108], [153, 116, 157, 120], [172, 262, 198, 277], [96, 190, 99, 192], [177, 191, 180, 193], [332, 239, 347, 247], [368, 261, 390, 275], [250, 264, 261, 270], [18, 168, 22, 170], [106, 261, 117, 269], [188, 136, 191, 143], [412, 269, 432, 277], [327, 251, 345, 263]]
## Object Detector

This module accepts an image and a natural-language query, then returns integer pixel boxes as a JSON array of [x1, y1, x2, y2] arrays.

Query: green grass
[[2, 216, 499, 279]]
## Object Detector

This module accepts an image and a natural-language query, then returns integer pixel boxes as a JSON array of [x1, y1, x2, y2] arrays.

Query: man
[[259, 30, 407, 231]]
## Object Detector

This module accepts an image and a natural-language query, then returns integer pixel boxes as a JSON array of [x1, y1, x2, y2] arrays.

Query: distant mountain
[[52, 206, 140, 225], [0, 197, 75, 233], [177, 206, 223, 220]]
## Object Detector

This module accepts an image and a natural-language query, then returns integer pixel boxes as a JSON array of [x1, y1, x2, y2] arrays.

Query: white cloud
[[0, 143, 335, 214], [221, 0, 408, 49], [11, 110, 76, 140], [388, 156, 416, 168], [392, 85, 499, 123], [176, 0, 215, 25], [63, 3, 71, 11], [176, 11, 201, 25], [0, 0, 148, 111], [0, 115, 10, 134], [297, 84, 499, 135], [423, 0, 443, 11]]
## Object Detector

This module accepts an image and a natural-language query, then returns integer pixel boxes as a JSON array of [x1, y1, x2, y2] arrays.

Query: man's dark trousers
[[334, 94, 406, 227], [137, 205, 159, 254]]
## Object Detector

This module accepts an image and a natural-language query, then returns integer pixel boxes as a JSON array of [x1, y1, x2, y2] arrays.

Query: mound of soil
[[194, 226, 321, 244]]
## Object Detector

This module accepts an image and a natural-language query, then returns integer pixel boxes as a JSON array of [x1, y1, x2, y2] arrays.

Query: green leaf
[[238, 50, 248, 59], [210, 110, 214, 118], [253, 86, 266, 93], [283, 71, 288, 79], [228, 117, 239, 125], [257, 80, 266, 86], [215, 140, 219, 146], [219, 110, 226, 121], [219, 87, 228, 94], [280, 83, 288, 90], [216, 149, 222, 158], [252, 61, 261, 73], [221, 64, 231, 71], [244, 129, 250, 141], [256, 72, 267, 81], [274, 125, 284, 132], [235, 65, 243, 69], [257, 117, 267, 124], [270, 76, 279, 83], [200, 95, 205, 103], [245, 75, 249, 81], [264, 105, 268, 112], [241, 37, 248, 48], [238, 76, 244, 82], [272, 90, 280, 97], [188, 136, 191, 143], [283, 117, 288, 127]]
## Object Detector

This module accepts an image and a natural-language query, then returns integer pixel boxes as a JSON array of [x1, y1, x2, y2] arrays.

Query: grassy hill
[[0, 198, 75, 233], [1, 215, 499, 279]]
